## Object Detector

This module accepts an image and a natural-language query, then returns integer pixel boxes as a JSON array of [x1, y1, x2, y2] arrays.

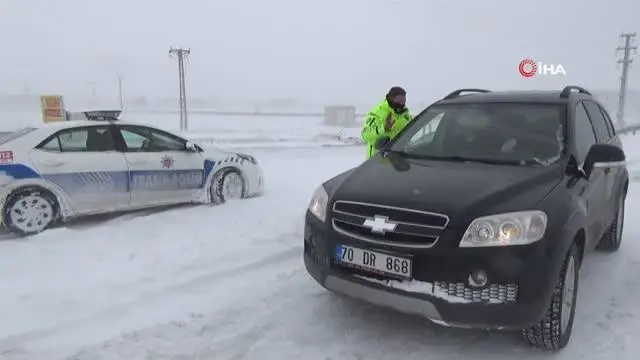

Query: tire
[[210, 168, 245, 205], [2, 187, 59, 236], [596, 194, 625, 252], [522, 243, 580, 351]]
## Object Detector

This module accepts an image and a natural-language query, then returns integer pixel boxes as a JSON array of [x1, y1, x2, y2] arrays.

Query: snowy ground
[[1, 112, 363, 148], [1, 128, 640, 359]]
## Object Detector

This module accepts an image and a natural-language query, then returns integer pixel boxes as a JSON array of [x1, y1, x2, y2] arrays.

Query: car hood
[[332, 155, 563, 226]]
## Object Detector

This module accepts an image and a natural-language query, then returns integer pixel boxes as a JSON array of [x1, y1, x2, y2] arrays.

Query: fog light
[[468, 269, 488, 287]]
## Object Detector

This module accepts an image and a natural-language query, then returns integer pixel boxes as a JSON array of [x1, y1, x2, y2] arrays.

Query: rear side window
[[37, 126, 117, 152], [0, 127, 37, 145], [582, 101, 611, 143]]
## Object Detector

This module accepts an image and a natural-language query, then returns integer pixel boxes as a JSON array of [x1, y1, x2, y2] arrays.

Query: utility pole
[[118, 76, 124, 110], [616, 32, 636, 128], [169, 47, 190, 131]]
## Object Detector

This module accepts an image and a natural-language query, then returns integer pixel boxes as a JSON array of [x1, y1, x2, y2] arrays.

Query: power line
[[616, 32, 636, 128], [169, 47, 190, 131]]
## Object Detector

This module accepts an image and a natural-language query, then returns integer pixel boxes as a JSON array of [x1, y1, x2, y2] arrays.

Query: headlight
[[459, 210, 547, 247], [308, 185, 328, 222], [236, 153, 257, 164]]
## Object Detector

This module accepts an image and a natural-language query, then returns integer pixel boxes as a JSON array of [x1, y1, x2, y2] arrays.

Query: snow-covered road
[[1, 142, 640, 360]]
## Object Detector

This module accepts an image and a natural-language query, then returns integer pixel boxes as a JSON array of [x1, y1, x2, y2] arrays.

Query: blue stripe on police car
[[0, 164, 209, 194]]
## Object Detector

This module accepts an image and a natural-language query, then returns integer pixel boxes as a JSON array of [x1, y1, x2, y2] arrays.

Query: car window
[[118, 126, 186, 152], [37, 126, 116, 152], [599, 105, 616, 136], [582, 101, 610, 143], [407, 112, 444, 148], [573, 103, 597, 162], [390, 102, 566, 166], [39, 137, 61, 151]]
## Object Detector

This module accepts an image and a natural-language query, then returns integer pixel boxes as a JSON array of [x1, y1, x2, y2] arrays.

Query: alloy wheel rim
[[9, 195, 54, 233], [616, 199, 624, 244], [560, 256, 576, 334], [221, 173, 243, 199]]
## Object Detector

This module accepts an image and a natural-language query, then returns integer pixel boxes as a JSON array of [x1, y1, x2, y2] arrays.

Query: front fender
[[555, 208, 586, 269]]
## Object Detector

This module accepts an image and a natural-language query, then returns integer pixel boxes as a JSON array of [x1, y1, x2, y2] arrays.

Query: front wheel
[[522, 243, 580, 351], [2, 187, 59, 236], [210, 169, 245, 205]]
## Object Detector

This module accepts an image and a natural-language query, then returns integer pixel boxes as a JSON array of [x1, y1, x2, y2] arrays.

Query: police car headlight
[[308, 185, 328, 222], [237, 154, 257, 164], [459, 210, 547, 247]]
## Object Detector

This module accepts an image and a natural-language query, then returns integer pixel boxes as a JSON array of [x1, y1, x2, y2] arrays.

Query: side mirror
[[185, 141, 198, 152], [583, 143, 625, 177], [374, 136, 391, 150]]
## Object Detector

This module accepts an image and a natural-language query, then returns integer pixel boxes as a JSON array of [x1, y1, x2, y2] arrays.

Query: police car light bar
[[83, 110, 122, 121]]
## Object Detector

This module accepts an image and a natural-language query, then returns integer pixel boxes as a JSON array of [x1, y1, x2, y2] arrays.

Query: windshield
[[0, 127, 37, 145], [389, 103, 566, 166]]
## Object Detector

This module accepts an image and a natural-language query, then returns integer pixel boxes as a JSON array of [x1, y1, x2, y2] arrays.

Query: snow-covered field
[[0, 111, 363, 148], [1, 114, 640, 359]]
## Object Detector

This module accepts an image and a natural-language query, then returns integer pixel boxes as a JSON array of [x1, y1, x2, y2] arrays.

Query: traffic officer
[[361, 86, 412, 159]]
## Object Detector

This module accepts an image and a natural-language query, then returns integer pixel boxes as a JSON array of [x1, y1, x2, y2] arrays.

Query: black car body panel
[[335, 157, 564, 227], [304, 86, 629, 331]]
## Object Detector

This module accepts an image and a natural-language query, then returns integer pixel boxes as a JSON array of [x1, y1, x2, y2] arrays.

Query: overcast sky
[[1, 0, 639, 104]]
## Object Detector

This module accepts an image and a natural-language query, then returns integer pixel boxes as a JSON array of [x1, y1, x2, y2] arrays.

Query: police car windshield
[[390, 103, 566, 166], [0, 127, 37, 145]]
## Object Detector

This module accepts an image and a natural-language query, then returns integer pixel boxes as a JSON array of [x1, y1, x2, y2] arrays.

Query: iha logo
[[518, 58, 567, 78]]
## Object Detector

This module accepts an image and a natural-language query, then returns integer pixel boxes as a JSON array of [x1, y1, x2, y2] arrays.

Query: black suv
[[304, 86, 628, 350]]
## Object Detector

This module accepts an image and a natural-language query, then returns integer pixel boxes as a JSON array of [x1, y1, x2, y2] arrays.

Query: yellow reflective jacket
[[361, 99, 412, 159]]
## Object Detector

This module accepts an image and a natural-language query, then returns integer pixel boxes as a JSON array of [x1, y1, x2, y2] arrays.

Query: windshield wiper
[[404, 155, 538, 166], [435, 156, 523, 165], [383, 149, 410, 157]]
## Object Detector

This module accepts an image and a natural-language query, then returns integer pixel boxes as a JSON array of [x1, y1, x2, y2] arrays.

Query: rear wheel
[[522, 243, 579, 351], [2, 187, 59, 236]]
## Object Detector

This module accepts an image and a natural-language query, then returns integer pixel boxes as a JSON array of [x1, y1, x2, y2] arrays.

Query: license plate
[[335, 245, 412, 278]]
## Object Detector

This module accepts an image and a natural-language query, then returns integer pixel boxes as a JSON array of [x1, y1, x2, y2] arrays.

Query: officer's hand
[[384, 114, 394, 131]]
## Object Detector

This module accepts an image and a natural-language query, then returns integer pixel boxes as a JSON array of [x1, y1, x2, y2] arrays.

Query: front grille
[[332, 200, 449, 248], [433, 281, 518, 304]]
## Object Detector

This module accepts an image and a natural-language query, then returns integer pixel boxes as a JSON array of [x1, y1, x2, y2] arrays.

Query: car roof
[[35, 119, 155, 131], [435, 87, 594, 105]]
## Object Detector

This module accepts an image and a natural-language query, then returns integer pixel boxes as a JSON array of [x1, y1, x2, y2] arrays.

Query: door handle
[[604, 167, 611, 174], [41, 160, 64, 167]]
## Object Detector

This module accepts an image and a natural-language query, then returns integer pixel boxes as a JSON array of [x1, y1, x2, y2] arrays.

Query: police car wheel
[[2, 187, 59, 236], [211, 169, 245, 205]]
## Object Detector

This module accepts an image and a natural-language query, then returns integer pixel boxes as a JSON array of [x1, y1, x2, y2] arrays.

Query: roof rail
[[443, 88, 491, 100], [559, 86, 591, 98], [83, 110, 121, 121]]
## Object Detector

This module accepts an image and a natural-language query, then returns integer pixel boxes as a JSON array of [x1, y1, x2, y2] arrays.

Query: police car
[[0, 110, 264, 236]]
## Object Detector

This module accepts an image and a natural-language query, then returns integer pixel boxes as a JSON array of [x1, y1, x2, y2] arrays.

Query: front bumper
[[244, 164, 264, 197], [303, 211, 559, 330]]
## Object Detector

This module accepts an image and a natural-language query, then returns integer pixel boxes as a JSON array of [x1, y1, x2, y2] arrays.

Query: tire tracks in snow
[[0, 233, 303, 358], [66, 269, 315, 360]]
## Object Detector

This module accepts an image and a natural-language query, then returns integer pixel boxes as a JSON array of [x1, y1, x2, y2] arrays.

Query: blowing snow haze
[[0, 0, 639, 106]]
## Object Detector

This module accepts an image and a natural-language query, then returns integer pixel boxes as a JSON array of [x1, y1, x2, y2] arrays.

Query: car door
[[573, 103, 607, 249], [29, 125, 131, 214], [115, 125, 204, 206], [583, 100, 618, 227]]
